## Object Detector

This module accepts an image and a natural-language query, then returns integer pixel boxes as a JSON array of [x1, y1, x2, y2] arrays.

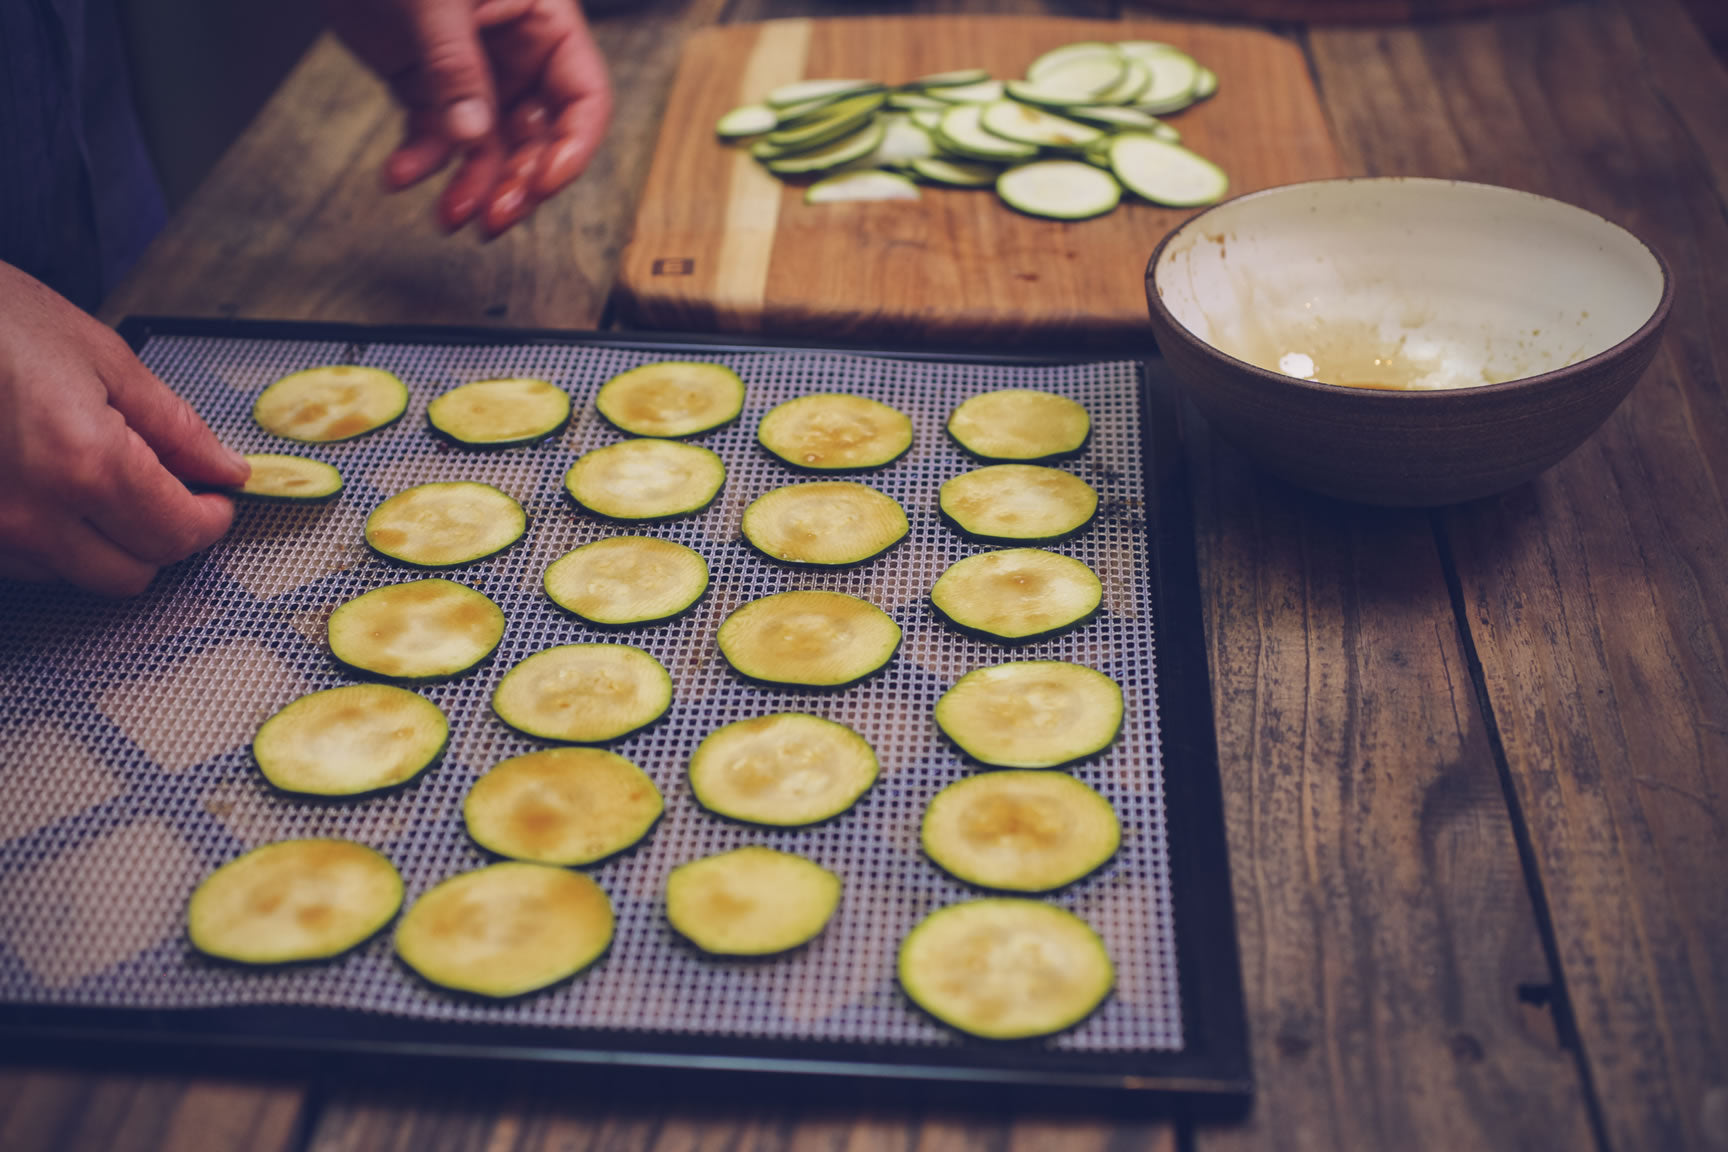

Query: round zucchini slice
[[939, 464, 1098, 543], [930, 548, 1102, 643], [394, 862, 613, 998], [492, 643, 673, 743], [564, 439, 726, 521], [922, 771, 1120, 892], [364, 481, 527, 567], [935, 660, 1123, 768], [253, 365, 408, 443], [899, 899, 1114, 1039], [234, 453, 343, 502], [757, 393, 914, 471], [327, 579, 505, 682], [543, 536, 709, 625], [717, 590, 901, 687], [464, 747, 663, 866], [947, 389, 1090, 461], [666, 846, 841, 956], [426, 377, 571, 447], [594, 361, 746, 438], [741, 481, 908, 566], [187, 839, 403, 965], [253, 683, 448, 796], [688, 712, 878, 826]]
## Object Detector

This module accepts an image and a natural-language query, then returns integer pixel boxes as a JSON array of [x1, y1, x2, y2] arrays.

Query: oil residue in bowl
[[1229, 314, 1502, 391]]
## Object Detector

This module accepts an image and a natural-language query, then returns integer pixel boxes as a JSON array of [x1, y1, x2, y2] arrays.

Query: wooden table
[[4, 0, 1723, 1149]]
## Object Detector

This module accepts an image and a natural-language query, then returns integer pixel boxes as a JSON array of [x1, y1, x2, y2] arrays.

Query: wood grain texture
[[0, 1069, 304, 1152], [1308, 0, 1728, 1148], [615, 15, 1344, 348]]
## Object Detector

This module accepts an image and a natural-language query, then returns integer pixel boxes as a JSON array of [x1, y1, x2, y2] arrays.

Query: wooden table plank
[[1307, 1, 1728, 1148], [0, 1069, 305, 1152]]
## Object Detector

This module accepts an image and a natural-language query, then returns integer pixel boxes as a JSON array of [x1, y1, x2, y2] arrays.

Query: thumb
[[100, 350, 249, 489], [410, 0, 498, 144]]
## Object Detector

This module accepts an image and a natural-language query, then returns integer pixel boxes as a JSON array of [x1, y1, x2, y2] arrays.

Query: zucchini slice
[[564, 439, 726, 521], [492, 643, 673, 743], [234, 453, 343, 502], [1108, 132, 1229, 208], [766, 78, 881, 109], [394, 862, 613, 998], [188, 839, 403, 964], [253, 365, 408, 443], [921, 771, 1120, 892], [764, 120, 885, 175], [912, 68, 992, 89], [253, 684, 447, 796], [766, 92, 886, 151], [757, 393, 914, 471], [327, 579, 505, 682], [717, 103, 777, 138], [688, 712, 879, 826], [930, 548, 1102, 643], [426, 377, 571, 447], [741, 481, 908, 566], [594, 361, 746, 438], [464, 747, 663, 866], [898, 898, 1114, 1039], [979, 101, 1102, 150], [1026, 41, 1121, 83], [996, 160, 1121, 222], [543, 536, 709, 626], [666, 846, 841, 956], [947, 388, 1091, 461], [807, 170, 921, 204], [910, 156, 1002, 188], [935, 660, 1124, 768], [717, 590, 901, 687], [925, 78, 1005, 105], [364, 481, 526, 567], [940, 464, 1099, 543], [935, 104, 1038, 163]]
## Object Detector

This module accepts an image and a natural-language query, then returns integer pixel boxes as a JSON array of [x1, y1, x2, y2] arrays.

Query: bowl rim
[[1144, 176, 1675, 403]]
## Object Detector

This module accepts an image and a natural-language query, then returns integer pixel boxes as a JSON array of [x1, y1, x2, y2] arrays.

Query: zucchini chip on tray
[[364, 481, 527, 567], [252, 365, 408, 443], [940, 464, 1098, 544], [666, 846, 842, 956], [426, 377, 571, 447], [543, 536, 709, 626], [595, 361, 746, 438], [688, 712, 879, 826], [930, 548, 1102, 643], [717, 590, 901, 687], [233, 454, 343, 502], [187, 839, 403, 965], [947, 389, 1090, 462], [253, 683, 448, 796], [394, 862, 614, 998], [464, 747, 663, 866], [921, 771, 1120, 892], [757, 393, 914, 471], [935, 660, 1124, 768], [491, 643, 673, 743], [327, 579, 506, 682], [564, 439, 726, 521], [741, 480, 908, 566]]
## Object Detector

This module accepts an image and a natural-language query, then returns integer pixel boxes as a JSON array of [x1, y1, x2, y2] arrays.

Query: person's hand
[[0, 263, 250, 597], [327, 0, 613, 238]]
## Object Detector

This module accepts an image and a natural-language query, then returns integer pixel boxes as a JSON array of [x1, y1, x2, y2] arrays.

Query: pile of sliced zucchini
[[464, 747, 663, 866], [492, 643, 673, 743], [543, 536, 709, 625], [715, 41, 1227, 219], [688, 712, 879, 826], [253, 683, 448, 796], [665, 846, 842, 956], [188, 839, 403, 965]]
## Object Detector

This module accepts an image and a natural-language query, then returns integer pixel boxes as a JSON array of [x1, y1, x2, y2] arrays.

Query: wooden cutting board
[[615, 16, 1346, 349]]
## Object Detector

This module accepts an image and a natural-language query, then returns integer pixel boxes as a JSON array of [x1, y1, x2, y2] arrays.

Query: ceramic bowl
[[1144, 178, 1672, 505]]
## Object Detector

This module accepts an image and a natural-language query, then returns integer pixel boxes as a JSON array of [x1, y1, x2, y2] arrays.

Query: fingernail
[[446, 99, 491, 141], [224, 446, 251, 477]]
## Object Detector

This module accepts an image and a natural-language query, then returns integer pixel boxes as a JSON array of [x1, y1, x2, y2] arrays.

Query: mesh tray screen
[[0, 332, 1181, 1056]]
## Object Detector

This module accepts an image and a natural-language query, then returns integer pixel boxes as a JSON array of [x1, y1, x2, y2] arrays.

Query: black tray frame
[[0, 317, 1249, 1116]]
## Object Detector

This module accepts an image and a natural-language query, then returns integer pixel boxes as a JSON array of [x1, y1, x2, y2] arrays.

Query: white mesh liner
[[0, 333, 1181, 1055]]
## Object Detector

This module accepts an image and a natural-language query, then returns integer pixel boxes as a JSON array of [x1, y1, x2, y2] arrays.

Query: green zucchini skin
[[930, 597, 1101, 647]]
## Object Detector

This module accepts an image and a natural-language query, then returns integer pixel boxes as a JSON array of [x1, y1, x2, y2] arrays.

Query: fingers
[[97, 334, 249, 489], [79, 427, 238, 568], [439, 137, 507, 232], [386, 110, 456, 191], [404, 0, 500, 145]]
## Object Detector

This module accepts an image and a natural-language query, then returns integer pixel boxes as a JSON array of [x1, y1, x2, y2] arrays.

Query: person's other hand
[[327, 0, 613, 238], [0, 263, 250, 597]]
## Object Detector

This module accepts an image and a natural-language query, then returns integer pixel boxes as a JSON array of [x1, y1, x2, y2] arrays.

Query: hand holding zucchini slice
[[594, 361, 746, 438], [564, 439, 726, 521], [253, 365, 408, 443], [922, 771, 1120, 892], [234, 454, 343, 502], [666, 846, 842, 956], [543, 536, 709, 625], [464, 747, 663, 866], [757, 393, 914, 471], [491, 643, 673, 743], [717, 590, 901, 687], [899, 898, 1113, 1039], [394, 862, 614, 998], [688, 712, 879, 826], [253, 684, 447, 796], [935, 660, 1124, 768], [327, 579, 505, 682], [940, 464, 1098, 544], [930, 548, 1102, 643], [187, 839, 403, 964], [947, 389, 1090, 462], [741, 481, 909, 566], [426, 377, 571, 447], [364, 481, 527, 567]]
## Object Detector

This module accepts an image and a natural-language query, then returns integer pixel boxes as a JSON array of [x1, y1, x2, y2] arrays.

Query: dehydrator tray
[[0, 318, 1246, 1101]]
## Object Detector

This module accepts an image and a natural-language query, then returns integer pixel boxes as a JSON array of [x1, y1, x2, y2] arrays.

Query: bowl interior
[[1152, 179, 1666, 391]]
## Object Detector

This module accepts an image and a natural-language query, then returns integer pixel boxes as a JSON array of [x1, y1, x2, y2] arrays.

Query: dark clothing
[[1, 0, 166, 312]]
